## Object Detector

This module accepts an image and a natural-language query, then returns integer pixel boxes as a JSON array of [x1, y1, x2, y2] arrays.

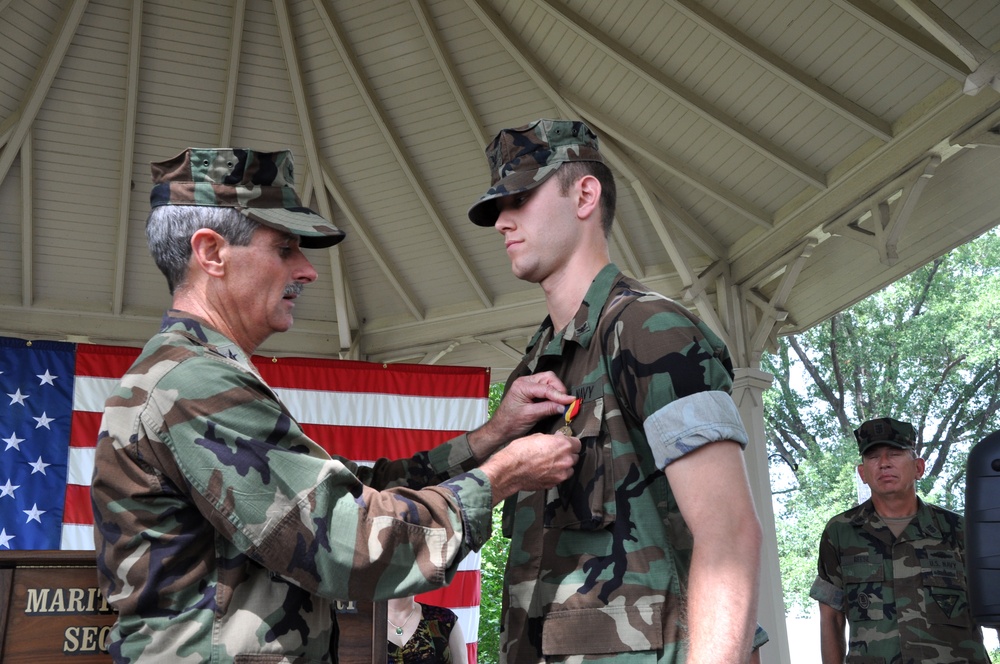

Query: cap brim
[[467, 166, 557, 227], [243, 207, 346, 248], [858, 440, 912, 454]]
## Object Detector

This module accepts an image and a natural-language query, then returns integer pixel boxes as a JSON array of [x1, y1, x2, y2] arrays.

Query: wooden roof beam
[[572, 95, 772, 230], [831, 0, 968, 80], [274, 0, 352, 349], [538, 0, 827, 189], [667, 0, 892, 141], [20, 135, 32, 307], [217, 0, 246, 146], [823, 154, 941, 266], [892, 0, 1000, 96], [320, 165, 424, 321], [409, 0, 488, 146], [0, 0, 89, 184], [111, 0, 142, 316], [311, 0, 493, 309]]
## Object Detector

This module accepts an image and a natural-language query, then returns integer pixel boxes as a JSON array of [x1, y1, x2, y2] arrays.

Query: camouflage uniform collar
[[160, 309, 256, 372], [856, 496, 940, 542], [524, 263, 621, 359]]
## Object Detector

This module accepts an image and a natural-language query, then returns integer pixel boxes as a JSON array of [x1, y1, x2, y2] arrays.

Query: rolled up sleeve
[[643, 390, 748, 469]]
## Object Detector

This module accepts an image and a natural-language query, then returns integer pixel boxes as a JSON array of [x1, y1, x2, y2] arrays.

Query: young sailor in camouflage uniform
[[91, 148, 582, 663], [467, 120, 766, 663], [810, 417, 990, 663]]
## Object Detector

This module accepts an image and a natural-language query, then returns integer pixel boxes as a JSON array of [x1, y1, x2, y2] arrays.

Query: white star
[[29, 456, 50, 475], [37, 370, 58, 386], [6, 389, 28, 406], [0, 529, 13, 549], [23, 504, 45, 524], [0, 480, 19, 498], [2, 433, 24, 451], [33, 412, 54, 429]]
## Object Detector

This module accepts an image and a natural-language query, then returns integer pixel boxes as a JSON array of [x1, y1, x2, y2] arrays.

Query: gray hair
[[146, 205, 258, 294]]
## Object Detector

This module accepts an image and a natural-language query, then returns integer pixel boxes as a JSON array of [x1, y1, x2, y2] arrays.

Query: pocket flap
[[541, 605, 665, 655]]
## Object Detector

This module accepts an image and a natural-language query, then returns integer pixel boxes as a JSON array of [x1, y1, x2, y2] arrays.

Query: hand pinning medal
[[559, 398, 581, 436]]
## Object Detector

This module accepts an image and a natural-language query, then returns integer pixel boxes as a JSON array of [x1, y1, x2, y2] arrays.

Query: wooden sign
[[0, 550, 385, 662]]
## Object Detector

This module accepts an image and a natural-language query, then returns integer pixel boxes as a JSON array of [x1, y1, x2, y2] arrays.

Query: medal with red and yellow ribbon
[[558, 398, 581, 436]]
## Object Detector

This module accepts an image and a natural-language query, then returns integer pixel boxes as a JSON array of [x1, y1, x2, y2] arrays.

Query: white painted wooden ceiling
[[2, 0, 1000, 383]]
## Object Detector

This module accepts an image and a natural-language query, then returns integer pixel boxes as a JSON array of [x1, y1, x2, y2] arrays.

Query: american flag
[[0, 335, 488, 662]]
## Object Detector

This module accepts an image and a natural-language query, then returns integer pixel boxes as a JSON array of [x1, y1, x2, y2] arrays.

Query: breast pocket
[[919, 548, 971, 625], [843, 559, 885, 622], [543, 397, 616, 530]]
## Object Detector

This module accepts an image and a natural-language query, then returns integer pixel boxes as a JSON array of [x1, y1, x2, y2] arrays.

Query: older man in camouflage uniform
[[91, 147, 581, 663], [467, 120, 766, 663], [810, 417, 990, 663]]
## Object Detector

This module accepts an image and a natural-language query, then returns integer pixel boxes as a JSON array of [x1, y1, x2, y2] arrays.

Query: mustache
[[283, 282, 305, 298]]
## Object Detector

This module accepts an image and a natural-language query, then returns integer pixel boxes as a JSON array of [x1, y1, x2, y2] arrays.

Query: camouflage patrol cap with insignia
[[853, 417, 917, 455], [468, 119, 605, 226], [149, 147, 345, 248]]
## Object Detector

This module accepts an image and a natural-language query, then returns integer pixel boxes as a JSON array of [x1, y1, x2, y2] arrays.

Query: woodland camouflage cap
[[468, 119, 605, 226], [150, 148, 345, 248], [854, 417, 917, 455]]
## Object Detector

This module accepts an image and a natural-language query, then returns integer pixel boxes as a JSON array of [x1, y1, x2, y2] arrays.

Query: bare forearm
[[819, 604, 847, 664], [684, 521, 761, 663], [665, 441, 762, 664]]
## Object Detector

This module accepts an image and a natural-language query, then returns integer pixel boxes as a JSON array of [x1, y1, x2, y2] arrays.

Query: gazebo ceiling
[[2, 0, 1000, 382]]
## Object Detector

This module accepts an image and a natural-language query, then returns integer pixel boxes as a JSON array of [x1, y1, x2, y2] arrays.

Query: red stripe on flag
[[74, 343, 141, 377], [70, 410, 103, 447], [416, 569, 481, 607], [253, 356, 489, 398], [62, 483, 94, 525], [303, 424, 464, 461]]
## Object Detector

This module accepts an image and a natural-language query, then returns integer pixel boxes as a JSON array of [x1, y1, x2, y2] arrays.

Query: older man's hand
[[481, 432, 581, 505], [470, 373, 576, 459]]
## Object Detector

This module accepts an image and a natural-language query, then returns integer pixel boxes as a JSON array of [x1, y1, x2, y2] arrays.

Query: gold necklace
[[387, 602, 417, 636]]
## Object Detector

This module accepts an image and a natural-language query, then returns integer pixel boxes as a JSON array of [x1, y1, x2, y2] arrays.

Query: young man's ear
[[575, 174, 602, 221], [189, 228, 228, 278]]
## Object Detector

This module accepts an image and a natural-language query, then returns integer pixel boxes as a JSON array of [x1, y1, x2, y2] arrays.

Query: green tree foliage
[[477, 383, 508, 664], [763, 228, 1000, 614]]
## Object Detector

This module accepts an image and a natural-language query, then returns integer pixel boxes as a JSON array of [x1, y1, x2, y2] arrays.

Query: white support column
[[733, 366, 791, 664]]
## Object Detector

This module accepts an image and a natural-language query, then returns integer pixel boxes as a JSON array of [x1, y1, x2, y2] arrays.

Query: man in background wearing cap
[[810, 417, 989, 663], [468, 120, 766, 663], [91, 147, 582, 663]]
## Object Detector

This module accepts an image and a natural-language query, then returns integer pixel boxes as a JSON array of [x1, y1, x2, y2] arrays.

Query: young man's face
[[857, 444, 925, 498], [493, 176, 579, 284]]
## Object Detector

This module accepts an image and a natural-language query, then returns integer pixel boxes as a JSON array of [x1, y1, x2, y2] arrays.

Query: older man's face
[[857, 444, 925, 500], [222, 225, 317, 351]]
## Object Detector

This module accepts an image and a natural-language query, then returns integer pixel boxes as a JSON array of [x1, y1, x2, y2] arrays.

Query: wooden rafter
[[666, 0, 892, 142], [0, 0, 89, 185], [311, 0, 493, 309], [831, 0, 968, 80], [218, 0, 247, 146], [320, 165, 424, 321], [111, 0, 143, 316], [409, 0, 487, 146], [274, 0, 352, 349], [537, 0, 827, 190], [569, 95, 772, 229], [740, 238, 817, 365], [823, 155, 941, 266]]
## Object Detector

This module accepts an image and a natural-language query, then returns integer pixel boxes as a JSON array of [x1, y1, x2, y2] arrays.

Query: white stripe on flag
[[73, 376, 488, 432], [73, 376, 120, 412], [67, 447, 96, 486], [60, 523, 95, 551], [273, 388, 486, 431], [452, 606, 480, 643]]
